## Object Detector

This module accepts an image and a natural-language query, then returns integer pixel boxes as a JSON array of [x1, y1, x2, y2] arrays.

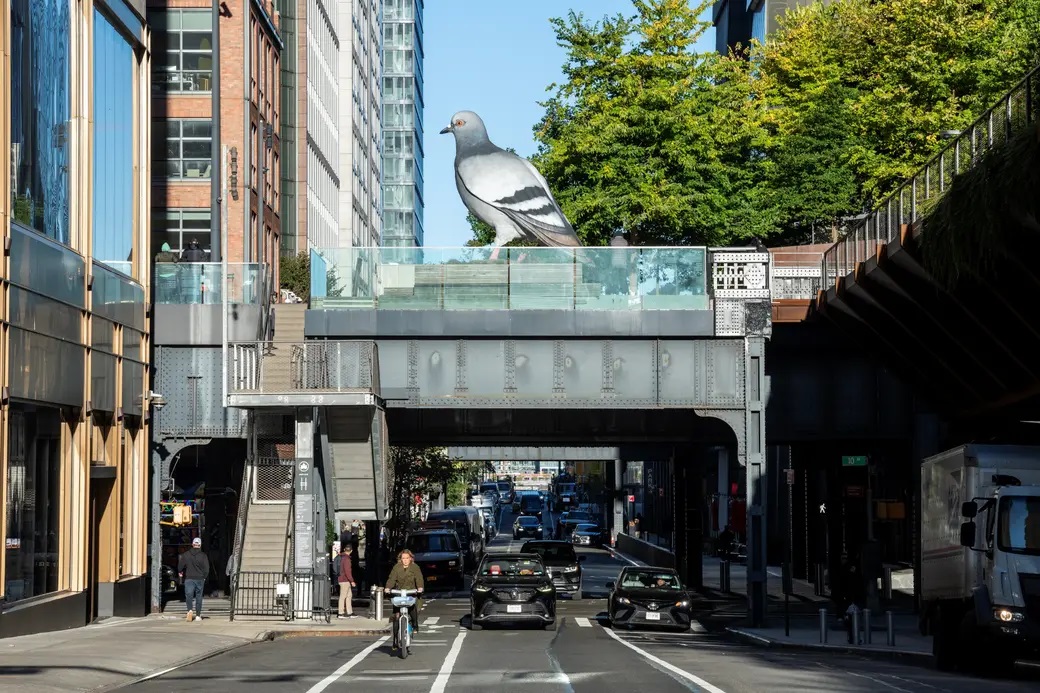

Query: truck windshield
[[407, 534, 460, 553], [998, 497, 1040, 555]]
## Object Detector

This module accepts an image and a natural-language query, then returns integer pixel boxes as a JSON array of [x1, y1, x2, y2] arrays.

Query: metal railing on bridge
[[154, 262, 267, 305], [228, 340, 380, 399], [822, 64, 1039, 283]]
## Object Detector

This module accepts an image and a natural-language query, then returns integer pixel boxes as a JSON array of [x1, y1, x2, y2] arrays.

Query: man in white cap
[[178, 537, 210, 622]]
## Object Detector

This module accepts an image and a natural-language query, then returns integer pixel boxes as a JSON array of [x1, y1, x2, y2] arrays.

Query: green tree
[[757, 0, 1040, 238], [279, 252, 310, 300], [384, 446, 465, 550], [533, 0, 769, 247]]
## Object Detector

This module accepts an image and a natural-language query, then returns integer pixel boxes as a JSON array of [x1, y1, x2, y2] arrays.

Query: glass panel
[[9, 286, 81, 343], [91, 351, 117, 412], [4, 405, 63, 603], [123, 328, 143, 362], [92, 261, 146, 330], [151, 9, 212, 92], [153, 263, 264, 304], [10, 0, 72, 245], [8, 328, 85, 406], [93, 8, 135, 273], [122, 360, 145, 417], [309, 247, 709, 311], [93, 317, 116, 352], [8, 225, 86, 307]]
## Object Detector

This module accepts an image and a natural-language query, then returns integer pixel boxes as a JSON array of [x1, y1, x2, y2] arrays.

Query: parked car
[[470, 552, 556, 630], [607, 566, 694, 631]]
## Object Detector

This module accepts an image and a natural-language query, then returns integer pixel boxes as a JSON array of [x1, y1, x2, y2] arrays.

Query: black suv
[[521, 540, 584, 595], [513, 515, 543, 540], [404, 529, 465, 590], [470, 552, 556, 630]]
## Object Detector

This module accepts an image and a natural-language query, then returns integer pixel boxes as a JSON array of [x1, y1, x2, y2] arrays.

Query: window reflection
[[10, 0, 71, 245], [151, 9, 213, 92], [153, 119, 213, 178], [94, 8, 135, 273]]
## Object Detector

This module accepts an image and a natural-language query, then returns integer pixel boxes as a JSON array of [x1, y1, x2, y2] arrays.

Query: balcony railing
[[822, 64, 1039, 283], [309, 246, 710, 311], [155, 262, 266, 305]]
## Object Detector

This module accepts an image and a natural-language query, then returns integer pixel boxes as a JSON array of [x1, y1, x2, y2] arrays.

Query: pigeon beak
[[439, 125, 452, 135]]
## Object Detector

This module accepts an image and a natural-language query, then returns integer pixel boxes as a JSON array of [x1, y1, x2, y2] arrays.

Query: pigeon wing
[[456, 151, 580, 247]]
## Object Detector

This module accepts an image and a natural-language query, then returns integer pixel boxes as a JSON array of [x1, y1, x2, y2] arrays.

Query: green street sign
[[842, 455, 868, 467]]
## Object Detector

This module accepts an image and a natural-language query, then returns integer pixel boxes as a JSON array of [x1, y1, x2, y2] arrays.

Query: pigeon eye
[[455, 119, 465, 127]]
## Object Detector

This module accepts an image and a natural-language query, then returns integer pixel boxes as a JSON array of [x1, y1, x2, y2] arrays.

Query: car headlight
[[617, 596, 631, 605], [537, 584, 555, 593], [563, 566, 579, 573], [474, 585, 491, 592], [675, 600, 689, 607], [448, 561, 457, 566], [994, 607, 1025, 623]]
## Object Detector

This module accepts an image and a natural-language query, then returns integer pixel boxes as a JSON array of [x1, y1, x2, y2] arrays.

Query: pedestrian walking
[[335, 545, 357, 619], [178, 537, 210, 622]]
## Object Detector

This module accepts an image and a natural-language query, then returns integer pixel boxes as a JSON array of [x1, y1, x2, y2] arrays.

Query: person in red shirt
[[335, 545, 356, 619]]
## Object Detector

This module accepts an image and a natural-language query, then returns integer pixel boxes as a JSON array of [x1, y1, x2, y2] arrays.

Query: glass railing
[[154, 262, 266, 305], [310, 246, 708, 310]]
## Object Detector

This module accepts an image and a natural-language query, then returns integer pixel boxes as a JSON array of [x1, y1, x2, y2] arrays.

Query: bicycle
[[388, 588, 420, 659]]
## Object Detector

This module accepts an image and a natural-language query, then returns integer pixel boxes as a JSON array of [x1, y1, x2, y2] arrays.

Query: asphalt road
[[132, 506, 1040, 692]]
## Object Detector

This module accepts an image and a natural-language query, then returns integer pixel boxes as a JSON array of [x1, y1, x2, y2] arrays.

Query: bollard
[[819, 608, 828, 643], [851, 608, 860, 645], [863, 609, 872, 644], [372, 587, 384, 621], [720, 560, 731, 593], [886, 610, 895, 646], [883, 567, 893, 601]]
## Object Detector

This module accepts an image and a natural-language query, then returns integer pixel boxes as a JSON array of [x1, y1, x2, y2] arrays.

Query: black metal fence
[[230, 571, 332, 622]]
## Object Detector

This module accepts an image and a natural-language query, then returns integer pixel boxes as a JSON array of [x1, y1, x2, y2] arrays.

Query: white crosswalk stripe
[[574, 617, 593, 627], [425, 616, 440, 626]]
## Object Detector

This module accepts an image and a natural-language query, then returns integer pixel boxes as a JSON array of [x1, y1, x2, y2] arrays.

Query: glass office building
[[381, 0, 424, 252], [3, 0, 153, 636]]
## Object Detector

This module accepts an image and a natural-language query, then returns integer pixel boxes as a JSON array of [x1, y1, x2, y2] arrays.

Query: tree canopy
[[462, 0, 1040, 248]]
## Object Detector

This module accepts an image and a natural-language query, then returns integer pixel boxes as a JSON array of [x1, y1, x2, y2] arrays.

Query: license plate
[[507, 605, 522, 613], [645, 612, 661, 620], [427, 576, 437, 581]]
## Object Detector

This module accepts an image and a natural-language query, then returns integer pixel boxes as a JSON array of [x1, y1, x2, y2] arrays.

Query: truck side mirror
[[960, 521, 977, 548], [962, 501, 978, 519]]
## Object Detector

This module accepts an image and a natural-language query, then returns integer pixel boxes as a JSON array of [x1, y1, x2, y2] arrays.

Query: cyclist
[[386, 549, 425, 638]]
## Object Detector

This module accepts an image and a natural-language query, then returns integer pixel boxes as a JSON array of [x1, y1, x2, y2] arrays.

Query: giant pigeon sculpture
[[441, 111, 581, 249]]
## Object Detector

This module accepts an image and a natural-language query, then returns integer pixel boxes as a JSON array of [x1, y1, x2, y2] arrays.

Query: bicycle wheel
[[398, 616, 409, 660]]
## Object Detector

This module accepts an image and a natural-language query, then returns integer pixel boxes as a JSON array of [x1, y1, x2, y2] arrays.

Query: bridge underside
[[812, 227, 1040, 424]]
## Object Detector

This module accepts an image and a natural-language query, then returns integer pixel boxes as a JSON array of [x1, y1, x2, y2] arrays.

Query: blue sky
[[421, 1, 715, 247]]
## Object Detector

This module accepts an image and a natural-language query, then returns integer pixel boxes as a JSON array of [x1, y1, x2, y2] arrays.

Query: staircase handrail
[[228, 457, 255, 615]]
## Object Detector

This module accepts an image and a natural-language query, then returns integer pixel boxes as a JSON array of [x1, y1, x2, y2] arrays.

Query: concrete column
[[717, 447, 730, 532], [294, 410, 316, 618], [745, 336, 769, 627]]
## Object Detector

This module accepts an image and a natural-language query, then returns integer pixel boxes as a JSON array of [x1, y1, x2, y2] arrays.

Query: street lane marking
[[692, 620, 707, 633], [426, 616, 440, 625], [429, 630, 467, 693], [603, 626, 727, 693], [306, 635, 389, 693], [846, 671, 913, 692], [575, 617, 592, 627]]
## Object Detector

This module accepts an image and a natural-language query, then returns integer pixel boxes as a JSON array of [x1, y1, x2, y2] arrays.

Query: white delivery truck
[[920, 444, 1040, 672]]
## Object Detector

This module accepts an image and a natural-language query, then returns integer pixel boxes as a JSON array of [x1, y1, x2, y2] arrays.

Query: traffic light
[[173, 504, 192, 525]]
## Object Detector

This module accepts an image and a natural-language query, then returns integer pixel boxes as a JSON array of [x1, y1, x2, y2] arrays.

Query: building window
[[10, 0, 72, 245], [152, 209, 211, 255], [4, 404, 63, 603], [151, 9, 213, 92], [154, 120, 212, 179], [94, 8, 135, 275]]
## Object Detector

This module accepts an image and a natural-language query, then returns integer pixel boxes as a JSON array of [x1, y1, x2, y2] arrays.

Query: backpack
[[333, 554, 342, 577]]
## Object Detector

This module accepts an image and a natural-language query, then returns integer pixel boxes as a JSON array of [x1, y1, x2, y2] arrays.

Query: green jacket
[[385, 561, 424, 591]]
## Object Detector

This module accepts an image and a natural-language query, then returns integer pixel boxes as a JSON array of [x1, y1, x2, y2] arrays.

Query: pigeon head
[[439, 111, 489, 147]]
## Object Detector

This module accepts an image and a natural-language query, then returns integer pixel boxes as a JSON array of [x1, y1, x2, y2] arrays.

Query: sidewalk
[[0, 612, 390, 693], [726, 612, 931, 661]]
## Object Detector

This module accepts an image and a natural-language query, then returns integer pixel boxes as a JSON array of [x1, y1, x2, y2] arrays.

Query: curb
[[606, 546, 646, 566], [724, 626, 933, 662], [99, 637, 264, 691]]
